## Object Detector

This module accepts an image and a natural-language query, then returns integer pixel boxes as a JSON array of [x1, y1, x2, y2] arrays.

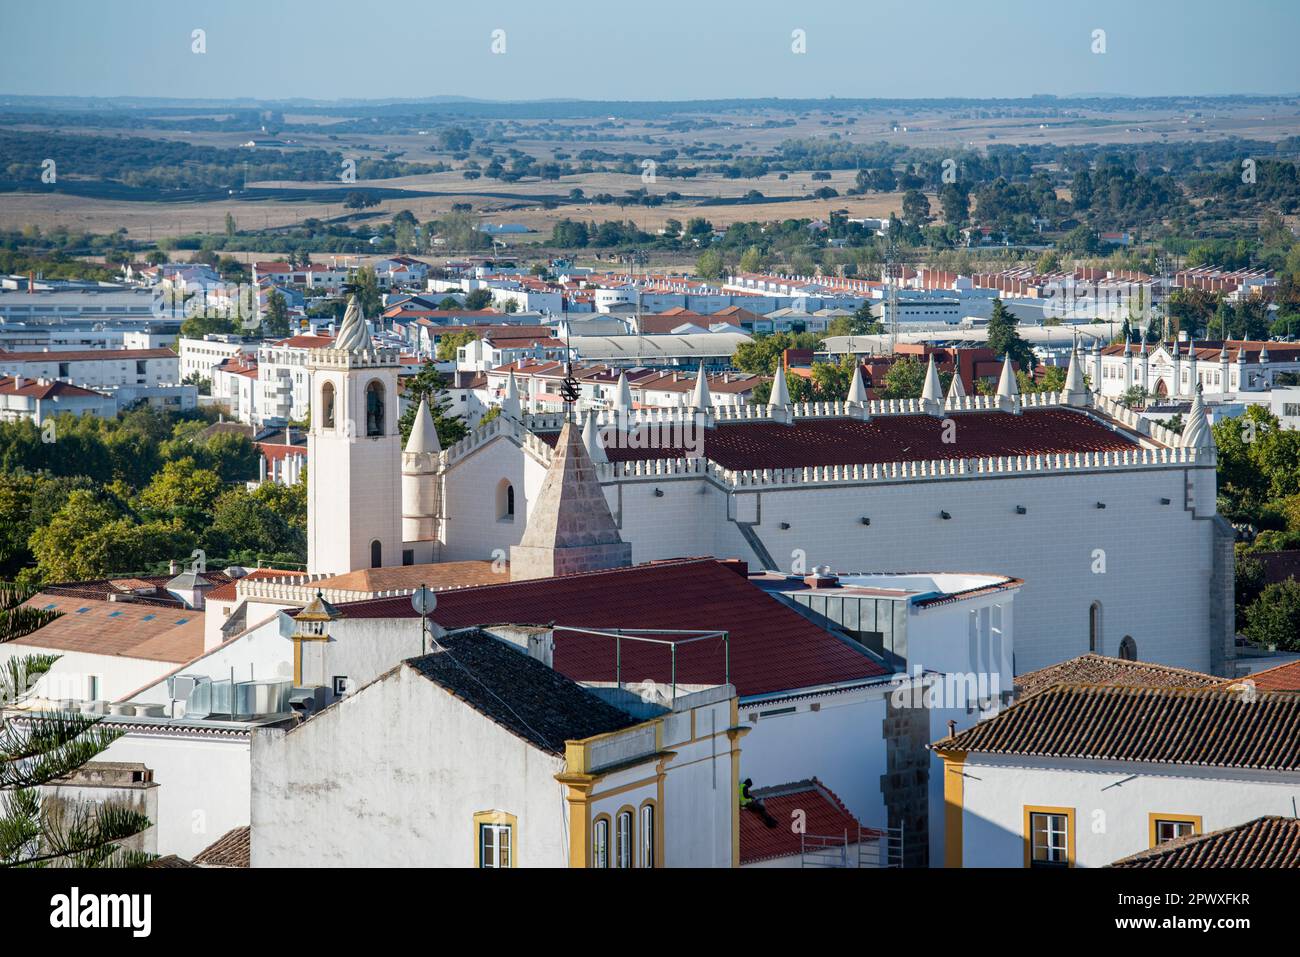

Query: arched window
[[1118, 636, 1137, 661], [365, 380, 385, 437], [640, 801, 656, 868], [497, 480, 515, 521], [592, 817, 610, 868], [321, 381, 336, 429], [370, 540, 382, 569], [615, 809, 633, 868], [1089, 602, 1103, 654]]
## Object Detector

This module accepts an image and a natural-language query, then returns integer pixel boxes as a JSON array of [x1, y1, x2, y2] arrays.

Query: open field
[[2, 97, 1298, 247]]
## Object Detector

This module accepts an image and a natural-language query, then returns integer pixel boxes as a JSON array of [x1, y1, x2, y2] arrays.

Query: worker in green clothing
[[739, 778, 754, 808]]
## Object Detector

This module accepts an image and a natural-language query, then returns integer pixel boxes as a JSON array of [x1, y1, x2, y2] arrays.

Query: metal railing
[[552, 625, 730, 707], [800, 825, 904, 868]]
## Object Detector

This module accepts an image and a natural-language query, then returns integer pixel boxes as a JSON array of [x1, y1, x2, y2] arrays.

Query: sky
[[1, 0, 1298, 103]]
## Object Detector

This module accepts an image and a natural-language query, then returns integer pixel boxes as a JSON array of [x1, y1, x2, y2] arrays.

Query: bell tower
[[306, 296, 403, 575]]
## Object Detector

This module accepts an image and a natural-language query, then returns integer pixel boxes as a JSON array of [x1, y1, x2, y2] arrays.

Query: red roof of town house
[[739, 779, 879, 864], [1246, 660, 1300, 693], [539, 408, 1141, 470], [336, 558, 888, 698], [273, 334, 335, 349], [0, 376, 106, 399], [1, 348, 177, 364]]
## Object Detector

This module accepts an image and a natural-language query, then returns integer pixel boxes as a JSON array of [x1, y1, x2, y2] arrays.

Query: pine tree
[[1, 655, 152, 867], [986, 298, 1035, 372]]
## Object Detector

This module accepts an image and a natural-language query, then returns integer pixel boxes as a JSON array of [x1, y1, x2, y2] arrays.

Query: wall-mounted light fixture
[[1096, 502, 1106, 509], [779, 522, 791, 530], [1015, 505, 1027, 515], [653, 488, 664, 497], [860, 516, 871, 525], [1160, 497, 1171, 505], [940, 511, 952, 520]]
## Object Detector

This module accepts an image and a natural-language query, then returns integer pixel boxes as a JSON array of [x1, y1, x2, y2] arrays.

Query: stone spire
[[946, 365, 966, 401], [402, 397, 440, 544], [614, 369, 633, 416], [1061, 336, 1088, 405], [333, 295, 374, 357], [996, 355, 1019, 397], [581, 410, 608, 464], [1181, 383, 1214, 450], [509, 421, 631, 581], [501, 369, 523, 420], [846, 361, 868, 405], [404, 396, 440, 455], [768, 355, 791, 410], [690, 362, 711, 410], [921, 354, 943, 402]]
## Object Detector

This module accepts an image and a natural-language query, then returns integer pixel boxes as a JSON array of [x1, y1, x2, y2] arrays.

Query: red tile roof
[[1110, 817, 1300, 869], [543, 408, 1140, 470], [1246, 660, 1300, 692], [935, 685, 1300, 770], [740, 779, 878, 864], [1015, 653, 1223, 699], [336, 559, 887, 697], [1, 349, 176, 363], [0, 376, 106, 399]]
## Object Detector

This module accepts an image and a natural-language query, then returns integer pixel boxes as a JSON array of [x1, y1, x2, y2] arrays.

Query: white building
[[0, 375, 115, 424], [1092, 338, 1300, 400], [934, 682, 1300, 868], [250, 624, 738, 868], [428, 347, 1234, 678]]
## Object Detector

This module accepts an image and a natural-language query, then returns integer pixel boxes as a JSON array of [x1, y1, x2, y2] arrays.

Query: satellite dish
[[411, 586, 437, 617]]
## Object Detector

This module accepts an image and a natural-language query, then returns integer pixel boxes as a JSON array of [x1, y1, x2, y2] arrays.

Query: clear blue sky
[[2, 0, 1297, 102]]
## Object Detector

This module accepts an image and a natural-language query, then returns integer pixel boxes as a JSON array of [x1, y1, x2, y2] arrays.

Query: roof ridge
[[1108, 815, 1298, 866]]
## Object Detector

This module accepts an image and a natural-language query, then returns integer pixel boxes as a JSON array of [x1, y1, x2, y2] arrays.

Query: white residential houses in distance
[[0, 347, 196, 412], [1091, 338, 1300, 401], [0, 374, 116, 424]]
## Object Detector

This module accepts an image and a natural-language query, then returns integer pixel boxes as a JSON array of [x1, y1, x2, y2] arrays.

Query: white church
[[308, 298, 1235, 677]]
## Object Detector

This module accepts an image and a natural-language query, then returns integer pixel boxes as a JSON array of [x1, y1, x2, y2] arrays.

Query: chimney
[[169, 559, 180, 575], [947, 719, 957, 738], [802, 565, 840, 589], [12, 375, 23, 390]]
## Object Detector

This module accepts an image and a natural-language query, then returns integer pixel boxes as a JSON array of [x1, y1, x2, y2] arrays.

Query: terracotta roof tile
[[335, 559, 887, 697], [193, 826, 250, 867], [1246, 660, 1300, 693], [935, 685, 1300, 770], [1015, 653, 1224, 699], [740, 779, 879, 864], [1110, 817, 1300, 868], [541, 408, 1139, 470]]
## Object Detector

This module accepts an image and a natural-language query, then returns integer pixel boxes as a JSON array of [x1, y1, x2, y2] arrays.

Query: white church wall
[[437, 439, 549, 562], [615, 467, 1217, 674]]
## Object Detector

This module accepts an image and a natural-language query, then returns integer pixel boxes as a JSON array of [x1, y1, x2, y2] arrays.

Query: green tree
[[463, 288, 493, 311], [986, 298, 1035, 372], [695, 248, 725, 281], [1, 654, 152, 866], [397, 360, 469, 448], [261, 291, 291, 339], [436, 329, 479, 362], [738, 245, 765, 273], [1244, 580, 1300, 651], [138, 458, 224, 514], [880, 356, 926, 399], [901, 189, 931, 226], [348, 266, 383, 319]]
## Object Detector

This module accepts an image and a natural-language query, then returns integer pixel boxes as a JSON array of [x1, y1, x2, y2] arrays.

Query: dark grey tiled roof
[[407, 631, 637, 754]]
